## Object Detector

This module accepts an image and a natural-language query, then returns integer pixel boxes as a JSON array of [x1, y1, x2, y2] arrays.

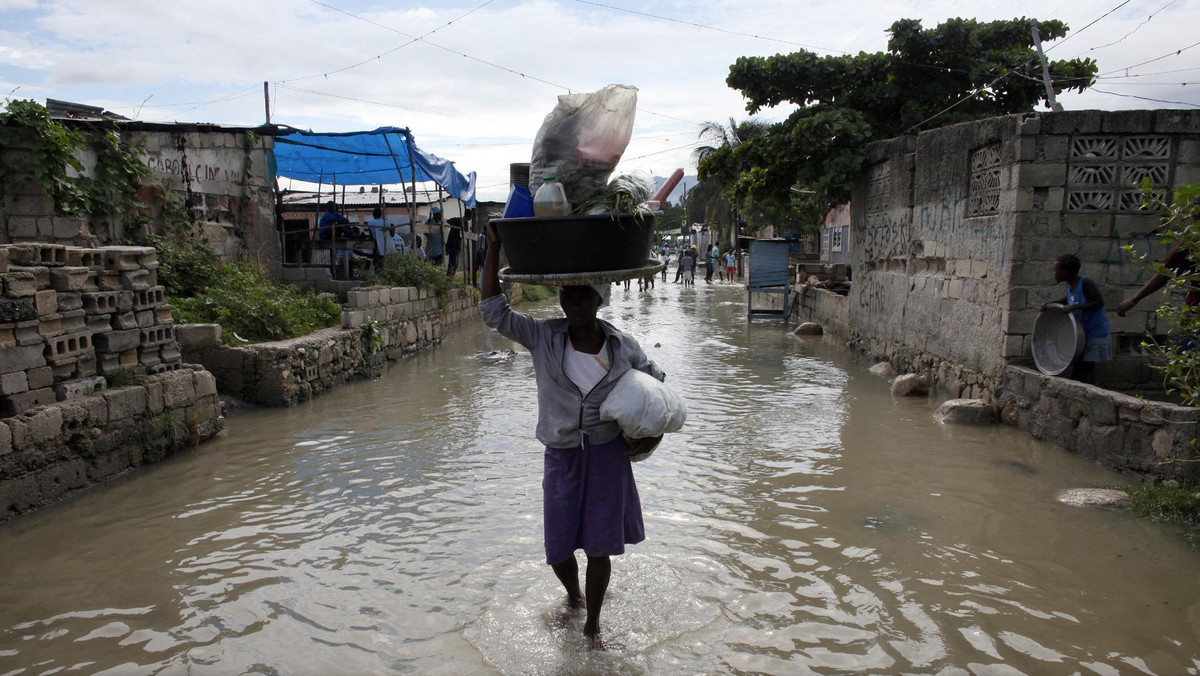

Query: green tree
[[1125, 182, 1200, 407], [703, 17, 1097, 211]]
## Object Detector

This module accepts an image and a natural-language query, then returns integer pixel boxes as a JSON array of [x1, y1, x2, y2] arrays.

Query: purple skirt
[[543, 434, 645, 564]]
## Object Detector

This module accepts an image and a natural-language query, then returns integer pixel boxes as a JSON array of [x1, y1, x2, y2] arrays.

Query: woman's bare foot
[[583, 625, 604, 651], [566, 595, 585, 610]]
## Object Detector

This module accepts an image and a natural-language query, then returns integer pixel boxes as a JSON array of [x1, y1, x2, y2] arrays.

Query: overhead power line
[[1099, 39, 1200, 76], [570, 0, 846, 55], [1089, 88, 1200, 107], [1084, 0, 1177, 53], [1044, 0, 1132, 54]]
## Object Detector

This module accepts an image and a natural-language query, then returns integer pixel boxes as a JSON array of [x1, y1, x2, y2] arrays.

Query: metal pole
[[263, 81, 271, 124], [1030, 22, 1063, 112]]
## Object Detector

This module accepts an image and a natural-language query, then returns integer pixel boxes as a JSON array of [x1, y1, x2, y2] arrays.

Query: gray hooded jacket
[[480, 294, 665, 448]]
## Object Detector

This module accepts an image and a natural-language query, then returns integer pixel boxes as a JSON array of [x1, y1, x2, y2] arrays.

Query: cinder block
[[60, 310, 86, 334], [175, 323, 221, 349], [131, 286, 164, 311], [93, 328, 141, 353], [2, 271, 38, 298], [347, 289, 370, 308], [0, 247, 8, 274], [342, 309, 366, 329], [160, 343, 181, 363], [1154, 110, 1200, 134], [1018, 162, 1067, 188], [120, 269, 151, 291], [84, 315, 111, 333], [54, 376, 106, 402], [113, 312, 138, 331], [26, 365, 52, 389], [7, 244, 66, 267], [139, 346, 162, 368], [81, 291, 120, 315], [51, 216, 88, 240], [96, 270, 122, 291], [74, 354, 96, 378], [0, 387, 54, 418], [37, 314, 63, 338], [100, 246, 152, 271], [48, 267, 90, 291], [7, 216, 38, 239], [139, 325, 174, 348], [0, 371, 29, 396], [64, 247, 104, 270], [56, 291, 82, 313], [154, 306, 173, 325], [44, 330, 92, 364], [135, 310, 154, 328]]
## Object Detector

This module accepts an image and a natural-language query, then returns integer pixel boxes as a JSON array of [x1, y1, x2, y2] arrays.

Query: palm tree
[[690, 118, 767, 247]]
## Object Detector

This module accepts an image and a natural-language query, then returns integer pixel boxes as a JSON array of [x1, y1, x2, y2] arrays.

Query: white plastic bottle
[[533, 175, 571, 217]]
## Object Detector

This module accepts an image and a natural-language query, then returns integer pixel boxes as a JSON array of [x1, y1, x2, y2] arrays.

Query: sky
[[1, 0, 1198, 203]]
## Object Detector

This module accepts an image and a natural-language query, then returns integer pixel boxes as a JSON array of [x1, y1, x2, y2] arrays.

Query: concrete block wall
[[0, 367, 224, 521], [999, 364, 1199, 481], [0, 244, 185, 418], [1005, 109, 1200, 390], [848, 109, 1200, 397], [179, 285, 479, 406], [2, 125, 280, 279]]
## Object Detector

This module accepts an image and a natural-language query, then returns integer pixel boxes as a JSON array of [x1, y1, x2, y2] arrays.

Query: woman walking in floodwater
[[479, 222, 664, 648]]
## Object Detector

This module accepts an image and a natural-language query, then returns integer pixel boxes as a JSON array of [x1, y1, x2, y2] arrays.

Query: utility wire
[[284, 0, 498, 83], [570, 0, 846, 54], [276, 84, 476, 120], [1089, 88, 1200, 106], [1044, 0, 1132, 54], [1100, 39, 1200, 76], [1085, 0, 1177, 52]]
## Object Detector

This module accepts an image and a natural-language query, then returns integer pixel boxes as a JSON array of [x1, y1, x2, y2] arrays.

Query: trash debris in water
[[478, 349, 516, 364]]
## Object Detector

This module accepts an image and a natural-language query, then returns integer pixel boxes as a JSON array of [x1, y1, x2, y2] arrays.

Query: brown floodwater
[[1, 282, 1198, 675]]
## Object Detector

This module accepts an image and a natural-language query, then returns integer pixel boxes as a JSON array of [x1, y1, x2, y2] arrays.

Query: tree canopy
[[698, 17, 1098, 216]]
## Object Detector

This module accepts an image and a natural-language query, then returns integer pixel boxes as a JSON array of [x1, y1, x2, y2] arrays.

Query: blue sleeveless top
[[1067, 276, 1111, 339]]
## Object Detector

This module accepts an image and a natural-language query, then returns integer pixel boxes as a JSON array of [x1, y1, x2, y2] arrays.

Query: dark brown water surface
[[1, 282, 1197, 675]]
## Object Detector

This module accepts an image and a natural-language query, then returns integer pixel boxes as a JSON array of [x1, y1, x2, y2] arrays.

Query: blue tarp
[[272, 126, 476, 207]]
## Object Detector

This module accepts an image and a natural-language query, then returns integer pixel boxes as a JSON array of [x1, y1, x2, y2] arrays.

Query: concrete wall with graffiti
[[1, 124, 279, 274], [132, 128, 280, 272], [848, 109, 1200, 397]]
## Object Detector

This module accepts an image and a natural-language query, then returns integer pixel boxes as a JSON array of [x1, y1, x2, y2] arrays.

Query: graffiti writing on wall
[[143, 151, 245, 186]]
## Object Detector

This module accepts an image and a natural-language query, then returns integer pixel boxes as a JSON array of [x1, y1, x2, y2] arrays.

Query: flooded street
[[2, 281, 1199, 675]]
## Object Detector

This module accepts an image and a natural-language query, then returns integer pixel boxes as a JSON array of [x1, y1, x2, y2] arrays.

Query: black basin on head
[[494, 213, 655, 275]]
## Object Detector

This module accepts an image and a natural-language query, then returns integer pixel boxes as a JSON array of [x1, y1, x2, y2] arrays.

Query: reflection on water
[[2, 282, 1199, 674]]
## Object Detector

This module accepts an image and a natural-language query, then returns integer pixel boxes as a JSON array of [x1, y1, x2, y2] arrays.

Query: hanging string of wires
[[1082, 0, 1177, 53]]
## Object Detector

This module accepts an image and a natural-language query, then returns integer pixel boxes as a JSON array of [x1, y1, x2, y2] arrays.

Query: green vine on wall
[[0, 98, 151, 242]]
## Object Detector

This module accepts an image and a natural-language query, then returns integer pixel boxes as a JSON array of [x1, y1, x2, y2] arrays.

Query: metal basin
[[493, 213, 655, 275]]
